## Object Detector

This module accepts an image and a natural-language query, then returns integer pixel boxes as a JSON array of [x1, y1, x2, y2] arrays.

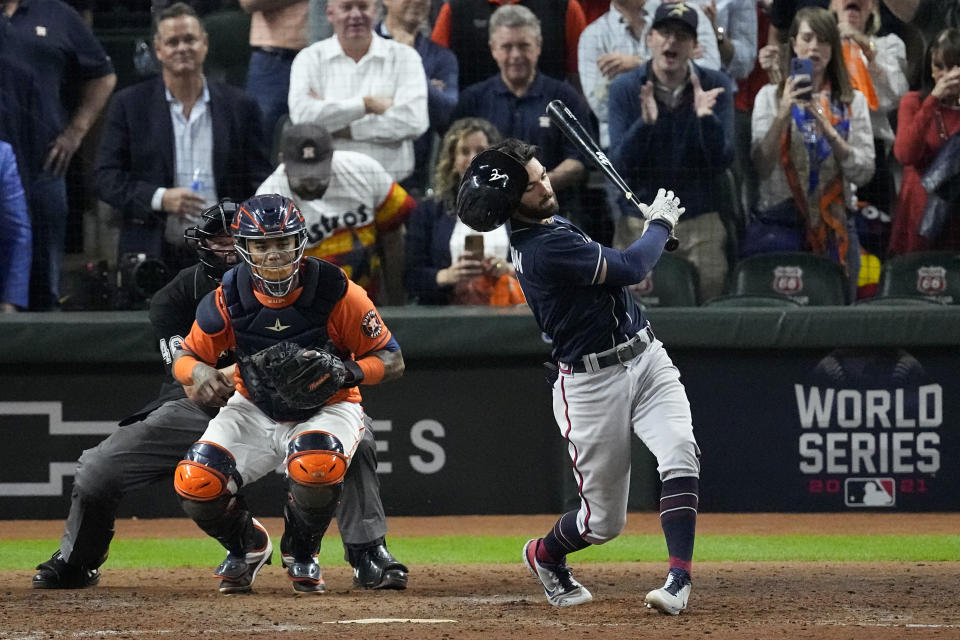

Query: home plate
[[325, 619, 457, 624]]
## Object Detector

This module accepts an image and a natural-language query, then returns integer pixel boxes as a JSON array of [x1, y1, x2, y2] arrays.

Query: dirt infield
[[2, 514, 959, 640]]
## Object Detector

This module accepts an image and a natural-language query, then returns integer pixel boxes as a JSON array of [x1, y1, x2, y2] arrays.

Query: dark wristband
[[342, 360, 364, 387]]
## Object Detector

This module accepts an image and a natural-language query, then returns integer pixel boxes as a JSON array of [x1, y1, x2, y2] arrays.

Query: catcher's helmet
[[184, 199, 239, 280], [232, 194, 309, 297], [456, 149, 528, 232]]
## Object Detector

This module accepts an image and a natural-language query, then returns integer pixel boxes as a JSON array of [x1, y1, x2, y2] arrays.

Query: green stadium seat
[[630, 253, 699, 307], [855, 296, 944, 306], [729, 252, 847, 306], [876, 251, 960, 305], [702, 293, 801, 307], [715, 167, 744, 273]]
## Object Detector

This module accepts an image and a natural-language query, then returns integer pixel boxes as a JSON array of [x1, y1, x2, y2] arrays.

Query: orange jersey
[[179, 264, 393, 407]]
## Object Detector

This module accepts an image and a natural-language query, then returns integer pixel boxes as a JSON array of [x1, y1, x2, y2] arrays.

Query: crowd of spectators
[[0, 0, 958, 311]]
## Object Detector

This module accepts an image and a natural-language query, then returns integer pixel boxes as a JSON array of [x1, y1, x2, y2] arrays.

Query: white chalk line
[[0, 620, 459, 639], [817, 621, 957, 628]]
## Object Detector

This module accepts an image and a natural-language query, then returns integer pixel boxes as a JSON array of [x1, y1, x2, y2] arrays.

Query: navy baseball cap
[[651, 1, 699, 38]]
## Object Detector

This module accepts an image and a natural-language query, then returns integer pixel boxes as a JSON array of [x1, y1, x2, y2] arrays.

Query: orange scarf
[[842, 40, 879, 111], [780, 92, 851, 269], [452, 273, 526, 306]]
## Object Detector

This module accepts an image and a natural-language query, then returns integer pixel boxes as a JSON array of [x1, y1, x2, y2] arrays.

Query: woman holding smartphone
[[749, 6, 874, 299], [404, 117, 521, 305]]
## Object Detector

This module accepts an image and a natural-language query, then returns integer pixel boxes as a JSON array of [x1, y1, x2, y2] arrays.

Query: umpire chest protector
[[450, 0, 568, 89]]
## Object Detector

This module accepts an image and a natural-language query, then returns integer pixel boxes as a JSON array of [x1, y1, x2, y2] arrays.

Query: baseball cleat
[[644, 567, 691, 615], [522, 538, 593, 607], [214, 518, 273, 595], [32, 551, 100, 589], [287, 558, 326, 594], [350, 543, 409, 590]]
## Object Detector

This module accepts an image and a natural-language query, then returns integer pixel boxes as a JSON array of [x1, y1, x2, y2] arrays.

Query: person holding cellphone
[[749, 6, 874, 299], [405, 117, 523, 306]]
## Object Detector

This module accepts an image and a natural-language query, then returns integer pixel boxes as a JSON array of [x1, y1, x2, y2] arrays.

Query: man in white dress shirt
[[287, 0, 429, 183]]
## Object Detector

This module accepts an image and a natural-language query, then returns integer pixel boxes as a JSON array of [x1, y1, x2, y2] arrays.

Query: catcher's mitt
[[247, 341, 346, 410]]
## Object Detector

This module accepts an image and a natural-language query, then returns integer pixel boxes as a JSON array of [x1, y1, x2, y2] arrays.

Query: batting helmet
[[184, 199, 239, 280], [456, 149, 528, 232], [232, 194, 308, 297]]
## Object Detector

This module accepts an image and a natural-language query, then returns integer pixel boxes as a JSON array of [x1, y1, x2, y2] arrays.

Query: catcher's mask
[[232, 194, 308, 297], [184, 199, 239, 280]]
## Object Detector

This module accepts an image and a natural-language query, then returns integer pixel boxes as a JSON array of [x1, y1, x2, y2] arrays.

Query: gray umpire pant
[[60, 397, 387, 568]]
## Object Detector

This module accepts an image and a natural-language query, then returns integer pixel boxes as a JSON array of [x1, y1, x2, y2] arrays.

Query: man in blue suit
[[96, 2, 271, 273]]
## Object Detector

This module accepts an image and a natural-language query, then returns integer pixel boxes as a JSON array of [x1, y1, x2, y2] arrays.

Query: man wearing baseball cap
[[257, 122, 416, 304], [607, 1, 735, 303]]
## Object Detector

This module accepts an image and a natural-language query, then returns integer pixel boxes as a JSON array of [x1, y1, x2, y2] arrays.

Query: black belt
[[561, 326, 655, 373], [253, 46, 300, 60]]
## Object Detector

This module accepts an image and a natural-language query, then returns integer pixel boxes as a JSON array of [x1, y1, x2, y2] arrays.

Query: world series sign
[[793, 348, 943, 509], [675, 346, 958, 512]]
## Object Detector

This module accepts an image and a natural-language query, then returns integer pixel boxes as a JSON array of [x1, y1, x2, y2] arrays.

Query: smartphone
[[464, 234, 484, 258], [790, 57, 813, 101]]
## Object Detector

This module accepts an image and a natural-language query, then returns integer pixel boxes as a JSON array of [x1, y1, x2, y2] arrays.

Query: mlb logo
[[844, 477, 895, 507], [633, 273, 654, 296], [916, 266, 947, 295], [772, 266, 804, 295]]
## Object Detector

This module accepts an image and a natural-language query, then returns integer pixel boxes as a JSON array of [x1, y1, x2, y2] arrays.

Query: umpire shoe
[[32, 551, 100, 589], [348, 542, 409, 590], [644, 567, 692, 615], [287, 558, 326, 594], [522, 539, 593, 607], [214, 518, 273, 595]]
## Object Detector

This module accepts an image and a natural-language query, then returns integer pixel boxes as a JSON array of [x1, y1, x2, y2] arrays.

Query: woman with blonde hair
[[750, 6, 875, 298], [405, 117, 522, 305]]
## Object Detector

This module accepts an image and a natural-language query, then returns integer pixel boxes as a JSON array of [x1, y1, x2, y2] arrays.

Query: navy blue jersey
[[510, 216, 648, 363]]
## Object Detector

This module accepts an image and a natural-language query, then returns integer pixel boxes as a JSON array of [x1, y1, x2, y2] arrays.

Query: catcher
[[171, 193, 405, 594]]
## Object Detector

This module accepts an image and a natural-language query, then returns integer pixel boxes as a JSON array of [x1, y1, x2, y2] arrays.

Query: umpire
[[33, 200, 407, 590]]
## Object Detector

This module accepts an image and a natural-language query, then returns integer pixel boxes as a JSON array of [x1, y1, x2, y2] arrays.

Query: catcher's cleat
[[522, 538, 593, 607], [287, 558, 326, 594], [214, 518, 273, 595], [349, 543, 408, 590], [644, 567, 692, 615], [32, 551, 100, 589], [279, 532, 294, 569]]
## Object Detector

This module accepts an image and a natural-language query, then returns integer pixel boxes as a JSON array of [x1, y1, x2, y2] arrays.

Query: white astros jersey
[[257, 150, 414, 301]]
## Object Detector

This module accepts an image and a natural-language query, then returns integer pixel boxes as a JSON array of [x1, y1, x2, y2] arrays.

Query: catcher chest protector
[[222, 258, 348, 421]]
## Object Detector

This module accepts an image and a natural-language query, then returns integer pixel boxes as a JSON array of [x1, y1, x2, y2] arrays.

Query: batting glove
[[638, 188, 685, 232]]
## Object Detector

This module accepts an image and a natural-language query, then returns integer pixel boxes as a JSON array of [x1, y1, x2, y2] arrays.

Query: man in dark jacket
[[95, 2, 271, 274], [609, 1, 734, 302], [451, 5, 592, 230]]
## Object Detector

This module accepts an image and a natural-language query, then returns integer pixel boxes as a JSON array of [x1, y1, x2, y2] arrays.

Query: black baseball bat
[[545, 99, 680, 252]]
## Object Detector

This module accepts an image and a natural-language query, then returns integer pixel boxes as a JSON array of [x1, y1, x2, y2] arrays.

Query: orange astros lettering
[[308, 374, 331, 390]]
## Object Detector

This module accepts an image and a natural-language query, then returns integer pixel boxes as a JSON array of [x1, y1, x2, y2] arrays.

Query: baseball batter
[[32, 200, 407, 592], [457, 140, 701, 614], [171, 194, 404, 595]]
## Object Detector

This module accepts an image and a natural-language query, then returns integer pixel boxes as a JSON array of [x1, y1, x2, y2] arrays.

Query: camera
[[114, 252, 171, 310]]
